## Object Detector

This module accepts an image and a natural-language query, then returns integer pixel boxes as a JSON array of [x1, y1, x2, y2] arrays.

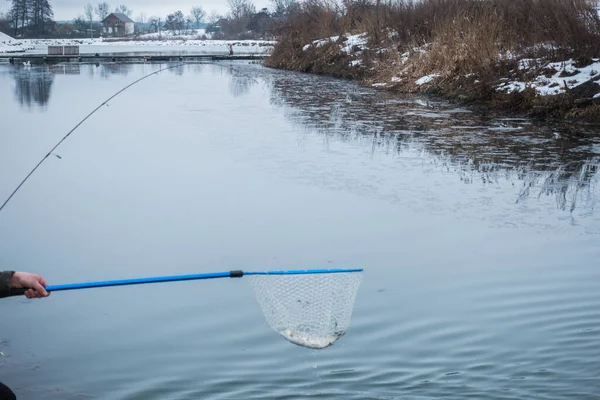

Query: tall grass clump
[[266, 0, 600, 107], [265, 0, 347, 74]]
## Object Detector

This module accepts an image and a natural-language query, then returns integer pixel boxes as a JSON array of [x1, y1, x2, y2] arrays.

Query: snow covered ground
[[139, 29, 207, 39], [0, 31, 35, 53], [497, 58, 600, 96], [302, 32, 600, 100], [303, 33, 368, 54], [0, 35, 274, 55]]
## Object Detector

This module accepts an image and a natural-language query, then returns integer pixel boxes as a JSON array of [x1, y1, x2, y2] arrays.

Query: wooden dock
[[1, 53, 267, 64]]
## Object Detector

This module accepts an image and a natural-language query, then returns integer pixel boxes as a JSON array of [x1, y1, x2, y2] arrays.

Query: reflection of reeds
[[519, 160, 599, 213], [224, 64, 261, 97], [263, 65, 600, 214]]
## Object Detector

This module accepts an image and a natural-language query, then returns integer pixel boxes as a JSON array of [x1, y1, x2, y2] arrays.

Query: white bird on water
[[22, 60, 31, 68]]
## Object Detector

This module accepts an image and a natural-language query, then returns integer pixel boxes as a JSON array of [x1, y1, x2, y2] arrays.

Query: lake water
[[0, 61, 599, 399]]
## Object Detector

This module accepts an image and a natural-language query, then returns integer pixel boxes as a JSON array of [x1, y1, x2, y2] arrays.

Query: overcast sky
[[0, 0, 273, 21]]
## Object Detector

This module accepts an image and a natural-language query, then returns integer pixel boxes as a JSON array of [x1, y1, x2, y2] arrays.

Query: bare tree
[[95, 2, 110, 21], [228, 0, 255, 21], [149, 16, 160, 32], [164, 10, 185, 34], [137, 12, 147, 24], [114, 4, 133, 17], [270, 0, 297, 19], [190, 6, 206, 29], [84, 3, 95, 38], [226, 0, 256, 35], [84, 3, 94, 22], [208, 11, 222, 24]]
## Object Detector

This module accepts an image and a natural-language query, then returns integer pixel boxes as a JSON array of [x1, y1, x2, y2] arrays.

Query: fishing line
[[0, 62, 185, 213], [0, 59, 263, 214]]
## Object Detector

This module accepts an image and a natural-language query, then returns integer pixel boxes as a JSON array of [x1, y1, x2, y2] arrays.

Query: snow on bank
[[2, 37, 274, 55], [301, 32, 600, 100], [416, 74, 441, 86], [497, 58, 600, 96], [139, 29, 207, 39], [0, 31, 35, 53], [303, 33, 368, 54]]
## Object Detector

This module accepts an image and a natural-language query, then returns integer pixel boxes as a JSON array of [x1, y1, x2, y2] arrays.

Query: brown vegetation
[[265, 0, 600, 121]]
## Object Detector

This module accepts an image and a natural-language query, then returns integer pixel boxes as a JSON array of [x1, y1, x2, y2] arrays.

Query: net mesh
[[248, 272, 362, 349]]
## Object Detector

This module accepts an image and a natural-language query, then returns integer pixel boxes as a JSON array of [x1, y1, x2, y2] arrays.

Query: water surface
[[0, 61, 599, 399]]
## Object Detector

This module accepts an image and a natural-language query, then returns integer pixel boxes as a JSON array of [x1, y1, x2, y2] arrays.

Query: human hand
[[9, 272, 50, 299]]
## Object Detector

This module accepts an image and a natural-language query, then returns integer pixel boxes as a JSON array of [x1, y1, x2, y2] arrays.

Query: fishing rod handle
[[5, 270, 245, 297], [6, 288, 27, 297]]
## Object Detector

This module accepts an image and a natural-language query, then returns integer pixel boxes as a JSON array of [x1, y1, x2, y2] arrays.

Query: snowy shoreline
[[300, 33, 600, 101], [0, 34, 275, 55], [266, 31, 600, 121]]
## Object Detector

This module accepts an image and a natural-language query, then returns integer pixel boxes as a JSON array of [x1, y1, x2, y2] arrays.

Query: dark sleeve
[[0, 271, 15, 299]]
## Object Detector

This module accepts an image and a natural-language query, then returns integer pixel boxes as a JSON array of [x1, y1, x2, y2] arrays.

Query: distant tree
[[247, 8, 271, 36], [228, 0, 255, 21], [95, 2, 110, 21], [114, 4, 133, 17], [84, 3, 94, 22], [56, 22, 76, 36], [135, 12, 147, 34], [30, 0, 54, 34], [208, 11, 222, 24], [0, 11, 11, 35], [205, 11, 223, 35], [270, 0, 297, 20], [190, 6, 206, 29], [10, 0, 28, 36], [149, 16, 160, 32], [225, 0, 256, 36], [164, 10, 185, 34], [73, 14, 89, 33], [83, 3, 95, 37]]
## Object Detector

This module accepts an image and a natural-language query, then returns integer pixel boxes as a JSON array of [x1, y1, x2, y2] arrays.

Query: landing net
[[248, 271, 362, 349]]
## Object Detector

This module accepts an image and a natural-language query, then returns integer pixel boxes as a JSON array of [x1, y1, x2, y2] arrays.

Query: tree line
[[5, 0, 54, 36], [0, 0, 299, 39], [152, 0, 297, 39]]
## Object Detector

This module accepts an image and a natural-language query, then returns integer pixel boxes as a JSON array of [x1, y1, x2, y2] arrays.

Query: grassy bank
[[265, 0, 600, 121]]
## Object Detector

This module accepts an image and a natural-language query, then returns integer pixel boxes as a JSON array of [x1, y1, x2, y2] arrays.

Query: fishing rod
[[0, 62, 186, 214]]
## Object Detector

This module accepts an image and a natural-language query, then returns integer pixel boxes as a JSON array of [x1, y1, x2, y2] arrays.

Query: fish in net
[[248, 271, 362, 349]]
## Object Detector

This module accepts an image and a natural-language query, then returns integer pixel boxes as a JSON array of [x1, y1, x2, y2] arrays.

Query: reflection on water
[[1, 61, 600, 400], [8, 63, 135, 108], [227, 64, 257, 98], [48, 64, 81, 75], [5, 61, 599, 215], [96, 62, 133, 79], [12, 68, 54, 108], [260, 68, 600, 215]]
